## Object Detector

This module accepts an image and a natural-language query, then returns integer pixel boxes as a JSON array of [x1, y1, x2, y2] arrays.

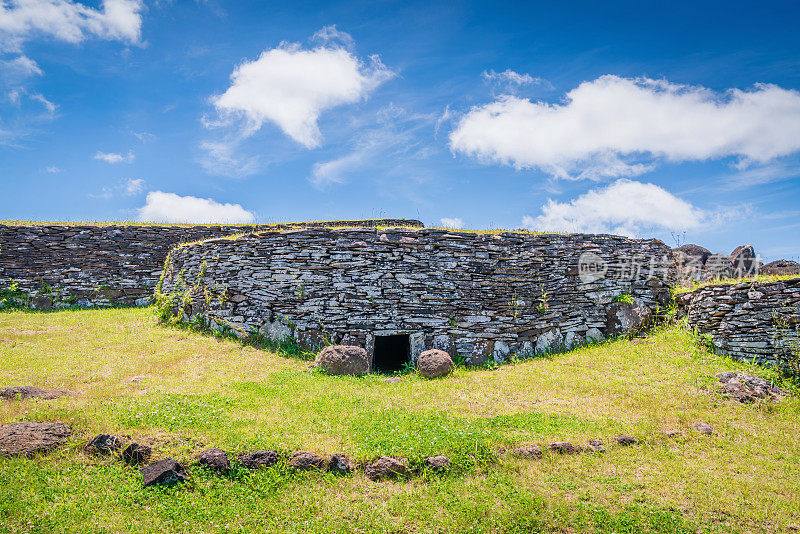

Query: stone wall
[[676, 278, 800, 365], [0, 219, 421, 308], [158, 227, 676, 365]]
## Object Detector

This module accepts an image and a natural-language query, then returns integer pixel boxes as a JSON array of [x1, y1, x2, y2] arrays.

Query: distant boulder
[[315, 345, 370, 376], [730, 245, 758, 276], [674, 244, 711, 267], [761, 259, 800, 276]]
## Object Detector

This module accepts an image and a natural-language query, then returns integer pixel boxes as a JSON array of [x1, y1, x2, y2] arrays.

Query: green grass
[[1, 307, 799, 533], [673, 273, 800, 294]]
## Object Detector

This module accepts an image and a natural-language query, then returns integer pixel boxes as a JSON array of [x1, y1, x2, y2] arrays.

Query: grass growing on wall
[[0, 307, 799, 533]]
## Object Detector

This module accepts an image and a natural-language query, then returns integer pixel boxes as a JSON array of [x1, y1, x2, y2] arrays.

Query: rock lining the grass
[[614, 435, 638, 446], [365, 456, 408, 481], [196, 447, 230, 473], [416, 349, 454, 379], [289, 451, 326, 471], [586, 439, 605, 453], [424, 455, 451, 471], [0, 386, 71, 401], [328, 453, 353, 474], [85, 434, 121, 455], [0, 421, 71, 457], [141, 458, 189, 487], [121, 443, 152, 465], [693, 422, 714, 435], [549, 442, 581, 455], [716, 372, 784, 403], [510, 445, 542, 459], [315, 345, 370, 376], [239, 450, 279, 470]]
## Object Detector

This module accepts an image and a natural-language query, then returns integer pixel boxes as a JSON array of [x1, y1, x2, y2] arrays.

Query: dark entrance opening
[[373, 334, 410, 374]]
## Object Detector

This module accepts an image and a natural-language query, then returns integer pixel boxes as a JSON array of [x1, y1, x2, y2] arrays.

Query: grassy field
[[0, 307, 798, 533]]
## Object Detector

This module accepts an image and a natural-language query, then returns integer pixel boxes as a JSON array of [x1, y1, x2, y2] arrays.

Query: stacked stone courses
[[159, 227, 676, 365], [677, 278, 800, 365], [0, 219, 420, 307]]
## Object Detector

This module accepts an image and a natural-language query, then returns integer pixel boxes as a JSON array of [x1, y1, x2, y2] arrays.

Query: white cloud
[[29, 91, 55, 112], [131, 130, 155, 143], [0, 55, 41, 79], [440, 217, 464, 229], [309, 105, 435, 189], [124, 177, 144, 195], [720, 162, 800, 190], [136, 191, 255, 224], [310, 151, 363, 189], [208, 31, 394, 148], [311, 24, 354, 51], [482, 69, 543, 87], [451, 75, 800, 179], [199, 139, 261, 177], [94, 150, 134, 163], [522, 179, 707, 237], [0, 0, 144, 51], [44, 164, 59, 173], [89, 177, 145, 199]]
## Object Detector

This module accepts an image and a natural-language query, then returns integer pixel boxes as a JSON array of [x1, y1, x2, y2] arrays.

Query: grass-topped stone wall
[[676, 277, 800, 367], [158, 227, 676, 366], [0, 219, 421, 309]]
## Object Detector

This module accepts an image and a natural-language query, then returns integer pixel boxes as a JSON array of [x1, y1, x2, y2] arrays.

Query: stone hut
[[157, 226, 676, 369]]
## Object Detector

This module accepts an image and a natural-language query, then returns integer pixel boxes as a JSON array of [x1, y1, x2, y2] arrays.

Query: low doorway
[[373, 334, 411, 374]]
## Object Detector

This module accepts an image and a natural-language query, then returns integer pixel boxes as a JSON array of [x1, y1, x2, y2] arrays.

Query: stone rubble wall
[[0, 219, 421, 308], [676, 278, 800, 365], [159, 227, 676, 365]]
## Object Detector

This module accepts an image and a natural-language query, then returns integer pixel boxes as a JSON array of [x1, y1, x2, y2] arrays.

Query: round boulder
[[289, 451, 326, 471], [239, 450, 279, 470], [315, 345, 370, 376], [365, 456, 408, 481], [196, 447, 230, 473], [416, 349, 454, 379]]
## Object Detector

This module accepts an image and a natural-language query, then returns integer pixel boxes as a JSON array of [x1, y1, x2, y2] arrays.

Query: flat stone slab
[[716, 372, 785, 402], [1, 386, 72, 401], [0, 421, 72, 457]]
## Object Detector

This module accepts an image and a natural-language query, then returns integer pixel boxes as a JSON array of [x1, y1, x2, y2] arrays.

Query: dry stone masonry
[[676, 278, 800, 365], [158, 227, 676, 366], [0, 219, 421, 308]]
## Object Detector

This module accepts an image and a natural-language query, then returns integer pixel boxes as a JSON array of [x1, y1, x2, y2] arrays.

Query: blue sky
[[1, 0, 799, 261]]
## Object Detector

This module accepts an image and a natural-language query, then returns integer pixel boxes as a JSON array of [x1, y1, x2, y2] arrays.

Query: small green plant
[[397, 360, 416, 375], [773, 313, 800, 384], [613, 293, 634, 305], [483, 358, 500, 371], [535, 288, 549, 315], [0, 281, 29, 309]]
